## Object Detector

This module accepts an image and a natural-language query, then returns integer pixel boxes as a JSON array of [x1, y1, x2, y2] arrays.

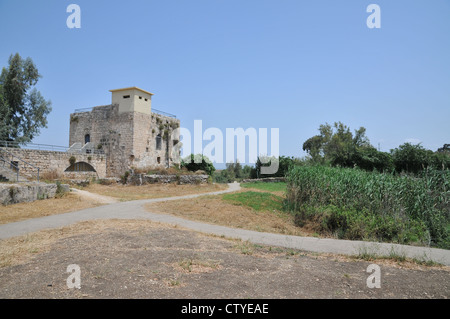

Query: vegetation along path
[[0, 183, 449, 266]]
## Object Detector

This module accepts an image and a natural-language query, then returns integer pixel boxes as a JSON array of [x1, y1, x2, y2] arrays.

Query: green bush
[[391, 143, 450, 174], [255, 155, 301, 178], [120, 171, 130, 184], [181, 154, 215, 176]]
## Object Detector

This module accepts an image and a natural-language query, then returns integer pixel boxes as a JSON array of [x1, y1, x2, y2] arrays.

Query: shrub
[[120, 171, 130, 184], [181, 154, 215, 176], [55, 181, 67, 198], [40, 169, 61, 181], [255, 155, 302, 178], [391, 143, 450, 174], [69, 156, 76, 166], [285, 165, 450, 248]]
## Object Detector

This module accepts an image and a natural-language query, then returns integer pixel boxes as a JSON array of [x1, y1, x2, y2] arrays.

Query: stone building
[[0, 87, 179, 181], [69, 87, 181, 177]]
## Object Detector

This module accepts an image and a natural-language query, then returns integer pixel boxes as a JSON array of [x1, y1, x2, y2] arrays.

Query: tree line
[[301, 121, 450, 175]]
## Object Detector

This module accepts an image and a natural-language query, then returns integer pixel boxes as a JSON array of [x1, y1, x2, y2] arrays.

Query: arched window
[[85, 134, 90, 144], [65, 162, 96, 172]]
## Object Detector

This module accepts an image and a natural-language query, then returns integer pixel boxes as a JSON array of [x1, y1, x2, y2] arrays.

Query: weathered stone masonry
[[1, 148, 106, 179], [1, 87, 179, 180], [69, 87, 181, 177]]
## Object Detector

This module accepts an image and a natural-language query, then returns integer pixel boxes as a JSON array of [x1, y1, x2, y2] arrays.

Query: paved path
[[1, 182, 449, 266], [70, 188, 119, 204]]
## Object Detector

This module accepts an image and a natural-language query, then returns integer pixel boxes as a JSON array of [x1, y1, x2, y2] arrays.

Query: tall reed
[[285, 165, 449, 248]]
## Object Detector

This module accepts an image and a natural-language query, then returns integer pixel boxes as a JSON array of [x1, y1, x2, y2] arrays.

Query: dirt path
[[70, 188, 119, 204]]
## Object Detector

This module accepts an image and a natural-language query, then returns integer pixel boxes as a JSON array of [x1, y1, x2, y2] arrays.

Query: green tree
[[255, 155, 296, 178], [303, 122, 371, 166], [351, 146, 394, 172], [391, 143, 450, 174], [302, 122, 398, 172], [241, 165, 254, 179], [181, 154, 216, 176], [0, 53, 52, 144], [233, 160, 243, 179], [225, 161, 236, 180]]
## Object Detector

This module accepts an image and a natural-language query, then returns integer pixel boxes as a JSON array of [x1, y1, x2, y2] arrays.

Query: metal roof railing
[[152, 108, 177, 118], [73, 107, 95, 113], [0, 140, 69, 152], [72, 106, 177, 118]]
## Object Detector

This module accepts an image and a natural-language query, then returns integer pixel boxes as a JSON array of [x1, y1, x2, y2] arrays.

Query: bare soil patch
[[0, 219, 448, 299]]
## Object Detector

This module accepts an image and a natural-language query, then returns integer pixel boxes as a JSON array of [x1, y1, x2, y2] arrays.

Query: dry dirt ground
[[0, 219, 449, 299], [145, 195, 306, 237]]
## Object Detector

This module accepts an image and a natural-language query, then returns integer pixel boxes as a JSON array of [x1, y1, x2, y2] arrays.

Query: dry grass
[[82, 183, 227, 201], [39, 169, 62, 181], [174, 258, 222, 274], [0, 219, 172, 268], [145, 194, 312, 237], [0, 192, 102, 225]]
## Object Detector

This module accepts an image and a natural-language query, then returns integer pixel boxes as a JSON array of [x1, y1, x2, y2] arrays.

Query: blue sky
[[1, 0, 449, 167]]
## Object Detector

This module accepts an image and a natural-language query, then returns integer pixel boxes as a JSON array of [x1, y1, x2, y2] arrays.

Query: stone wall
[[241, 177, 286, 183], [1, 147, 107, 179], [0, 183, 58, 205], [69, 104, 133, 177], [131, 112, 180, 170], [128, 173, 209, 185], [69, 104, 181, 177]]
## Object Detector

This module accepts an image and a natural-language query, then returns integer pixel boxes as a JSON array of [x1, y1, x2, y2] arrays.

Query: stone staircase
[[0, 148, 34, 183], [0, 166, 29, 183]]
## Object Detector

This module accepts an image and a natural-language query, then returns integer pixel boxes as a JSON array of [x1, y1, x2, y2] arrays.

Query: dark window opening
[[123, 95, 130, 99], [139, 96, 142, 99], [65, 162, 96, 172], [84, 134, 90, 144], [156, 134, 162, 150], [145, 98, 148, 101], [157, 157, 161, 164]]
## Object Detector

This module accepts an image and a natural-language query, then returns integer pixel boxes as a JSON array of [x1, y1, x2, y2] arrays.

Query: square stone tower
[[69, 87, 180, 177], [110, 87, 153, 115]]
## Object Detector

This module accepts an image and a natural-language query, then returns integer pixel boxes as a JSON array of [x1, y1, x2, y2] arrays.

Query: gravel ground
[[1, 221, 449, 299]]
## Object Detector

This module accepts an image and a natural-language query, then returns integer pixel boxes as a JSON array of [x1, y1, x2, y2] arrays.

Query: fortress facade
[[69, 87, 181, 177], [0, 87, 180, 180]]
